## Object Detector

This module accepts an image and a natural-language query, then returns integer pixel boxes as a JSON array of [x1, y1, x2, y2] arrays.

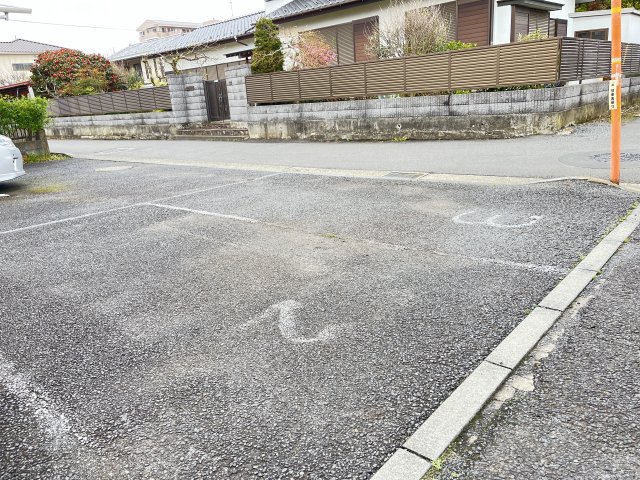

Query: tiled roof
[[0, 38, 61, 54], [268, 0, 373, 19], [110, 1, 376, 62], [111, 11, 264, 61]]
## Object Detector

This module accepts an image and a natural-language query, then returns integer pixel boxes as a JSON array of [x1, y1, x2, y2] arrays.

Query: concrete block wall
[[167, 73, 208, 125], [246, 77, 640, 140], [225, 64, 251, 123]]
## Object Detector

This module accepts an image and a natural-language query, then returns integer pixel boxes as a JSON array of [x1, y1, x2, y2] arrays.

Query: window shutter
[[528, 9, 550, 35], [336, 23, 355, 64], [457, 0, 491, 46]]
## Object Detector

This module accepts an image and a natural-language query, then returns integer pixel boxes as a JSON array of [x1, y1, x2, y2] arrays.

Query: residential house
[[0, 39, 61, 86], [268, 0, 574, 55], [137, 19, 206, 42], [111, 0, 577, 84], [0, 79, 31, 97], [112, 12, 261, 84], [569, 8, 640, 43]]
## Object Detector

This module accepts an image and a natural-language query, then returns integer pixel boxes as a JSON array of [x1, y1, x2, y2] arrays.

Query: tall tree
[[251, 18, 284, 74]]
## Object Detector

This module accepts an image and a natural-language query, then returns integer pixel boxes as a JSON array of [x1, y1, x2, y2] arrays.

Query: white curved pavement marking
[[241, 300, 344, 344], [453, 211, 543, 229], [0, 353, 72, 449]]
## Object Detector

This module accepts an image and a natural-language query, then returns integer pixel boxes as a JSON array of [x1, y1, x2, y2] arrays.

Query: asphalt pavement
[[0, 158, 637, 479], [432, 227, 640, 480], [50, 118, 640, 183]]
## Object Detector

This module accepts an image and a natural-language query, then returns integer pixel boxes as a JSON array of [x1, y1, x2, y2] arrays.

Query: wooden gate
[[203, 80, 230, 121]]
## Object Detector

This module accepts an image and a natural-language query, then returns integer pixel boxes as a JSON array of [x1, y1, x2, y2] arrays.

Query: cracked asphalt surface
[[432, 228, 640, 480], [0, 158, 637, 479]]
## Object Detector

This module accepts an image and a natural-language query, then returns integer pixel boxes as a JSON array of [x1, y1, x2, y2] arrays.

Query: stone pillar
[[225, 64, 251, 123], [167, 73, 208, 125]]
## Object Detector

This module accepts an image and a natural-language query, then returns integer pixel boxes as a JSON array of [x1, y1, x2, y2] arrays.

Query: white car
[[0, 135, 25, 182]]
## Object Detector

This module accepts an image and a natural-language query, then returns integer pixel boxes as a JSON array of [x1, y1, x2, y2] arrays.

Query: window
[[550, 18, 567, 37], [512, 6, 550, 42], [12, 63, 32, 71], [575, 29, 608, 41], [311, 17, 378, 66]]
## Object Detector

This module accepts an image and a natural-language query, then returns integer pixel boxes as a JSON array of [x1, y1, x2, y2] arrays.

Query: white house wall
[[0, 53, 37, 82], [569, 10, 640, 43], [492, 1, 512, 44], [623, 13, 640, 43], [550, 0, 574, 22], [168, 39, 256, 73]]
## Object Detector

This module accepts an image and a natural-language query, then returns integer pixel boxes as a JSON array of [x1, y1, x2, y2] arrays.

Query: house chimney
[[264, 0, 293, 14]]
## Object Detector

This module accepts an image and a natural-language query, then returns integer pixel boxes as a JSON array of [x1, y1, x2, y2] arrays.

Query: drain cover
[[383, 171, 426, 179], [559, 151, 640, 169], [591, 152, 640, 163]]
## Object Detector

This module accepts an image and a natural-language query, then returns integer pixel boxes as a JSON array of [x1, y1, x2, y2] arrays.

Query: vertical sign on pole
[[610, 0, 622, 185]]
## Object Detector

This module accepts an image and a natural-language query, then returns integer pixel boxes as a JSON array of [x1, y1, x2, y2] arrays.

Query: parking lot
[[0, 158, 637, 479]]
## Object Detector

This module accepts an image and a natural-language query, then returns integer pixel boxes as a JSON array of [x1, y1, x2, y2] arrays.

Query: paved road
[[0, 159, 637, 479], [50, 119, 640, 183], [432, 226, 640, 480]]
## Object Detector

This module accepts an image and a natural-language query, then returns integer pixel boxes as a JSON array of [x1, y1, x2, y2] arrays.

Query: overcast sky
[[1, 0, 264, 56]]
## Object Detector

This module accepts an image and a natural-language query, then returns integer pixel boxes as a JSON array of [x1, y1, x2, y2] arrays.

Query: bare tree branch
[[160, 44, 215, 75]]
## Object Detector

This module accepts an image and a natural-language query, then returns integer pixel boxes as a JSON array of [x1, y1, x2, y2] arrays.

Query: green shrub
[[0, 96, 49, 134], [252, 18, 284, 74], [443, 40, 476, 51], [65, 67, 110, 96], [126, 69, 144, 90], [518, 29, 549, 42]]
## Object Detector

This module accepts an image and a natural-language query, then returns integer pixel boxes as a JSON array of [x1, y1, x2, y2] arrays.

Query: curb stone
[[370, 203, 640, 479]]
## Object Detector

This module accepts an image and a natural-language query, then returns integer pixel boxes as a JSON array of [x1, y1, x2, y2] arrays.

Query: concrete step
[[202, 122, 235, 129]]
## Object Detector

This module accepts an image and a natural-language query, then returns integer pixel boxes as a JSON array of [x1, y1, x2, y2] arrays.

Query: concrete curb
[[371, 204, 640, 480], [64, 153, 543, 185]]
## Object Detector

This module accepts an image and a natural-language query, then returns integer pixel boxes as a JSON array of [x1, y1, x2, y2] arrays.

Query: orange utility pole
[[610, 0, 622, 185]]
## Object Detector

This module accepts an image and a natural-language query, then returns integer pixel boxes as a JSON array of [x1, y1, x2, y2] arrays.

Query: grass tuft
[[28, 183, 68, 194], [24, 152, 70, 164]]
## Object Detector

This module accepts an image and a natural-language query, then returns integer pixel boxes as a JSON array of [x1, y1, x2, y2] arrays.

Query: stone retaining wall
[[46, 73, 209, 140], [14, 130, 50, 156], [245, 77, 640, 141], [46, 112, 177, 140]]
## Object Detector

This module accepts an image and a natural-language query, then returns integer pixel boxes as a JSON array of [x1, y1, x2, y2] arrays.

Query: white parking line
[[0, 205, 138, 236], [0, 173, 283, 236], [153, 173, 283, 203], [146, 203, 258, 223]]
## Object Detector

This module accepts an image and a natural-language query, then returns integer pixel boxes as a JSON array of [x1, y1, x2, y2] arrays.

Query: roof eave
[[271, 0, 382, 23], [112, 33, 255, 62], [497, 0, 564, 10]]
